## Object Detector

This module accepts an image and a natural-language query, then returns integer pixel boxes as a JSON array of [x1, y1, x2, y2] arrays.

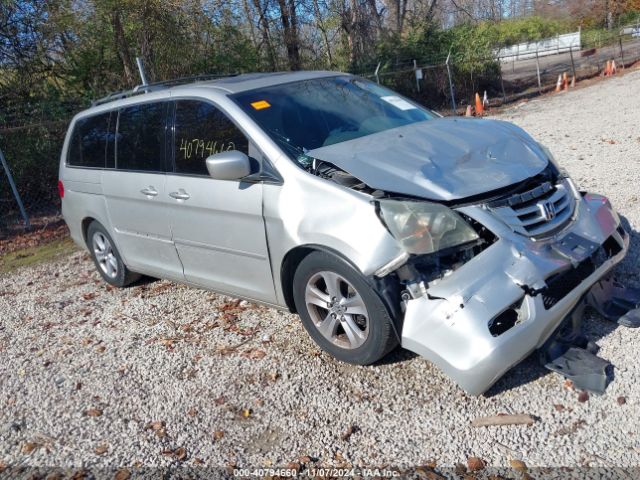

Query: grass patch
[[0, 237, 79, 274]]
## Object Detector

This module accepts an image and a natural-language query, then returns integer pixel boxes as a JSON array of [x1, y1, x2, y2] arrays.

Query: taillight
[[58, 180, 64, 198]]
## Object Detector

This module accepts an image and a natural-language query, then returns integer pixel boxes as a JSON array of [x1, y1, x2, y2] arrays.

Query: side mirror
[[205, 151, 251, 181]]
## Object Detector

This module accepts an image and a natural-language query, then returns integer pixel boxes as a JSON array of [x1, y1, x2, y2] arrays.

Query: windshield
[[232, 76, 435, 166]]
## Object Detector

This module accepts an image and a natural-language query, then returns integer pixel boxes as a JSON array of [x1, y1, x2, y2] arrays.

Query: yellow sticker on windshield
[[251, 100, 271, 110]]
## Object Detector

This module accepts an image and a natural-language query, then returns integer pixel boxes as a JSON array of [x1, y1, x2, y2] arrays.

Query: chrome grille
[[488, 179, 576, 237]]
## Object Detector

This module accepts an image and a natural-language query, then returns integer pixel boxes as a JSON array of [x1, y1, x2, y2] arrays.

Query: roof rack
[[91, 73, 240, 107]]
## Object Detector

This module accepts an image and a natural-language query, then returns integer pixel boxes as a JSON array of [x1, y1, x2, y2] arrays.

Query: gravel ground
[[1, 70, 639, 478]]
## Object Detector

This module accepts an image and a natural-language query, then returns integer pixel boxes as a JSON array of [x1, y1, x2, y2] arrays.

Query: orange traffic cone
[[562, 72, 568, 91], [555, 75, 562, 92], [604, 60, 611, 77], [465, 105, 473, 117], [611, 60, 617, 75], [474, 93, 484, 116], [571, 75, 576, 88]]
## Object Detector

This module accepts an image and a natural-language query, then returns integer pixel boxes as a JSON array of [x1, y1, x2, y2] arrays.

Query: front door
[[165, 99, 275, 302]]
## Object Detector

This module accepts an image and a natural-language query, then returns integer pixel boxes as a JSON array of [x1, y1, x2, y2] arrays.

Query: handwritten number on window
[[179, 138, 236, 161]]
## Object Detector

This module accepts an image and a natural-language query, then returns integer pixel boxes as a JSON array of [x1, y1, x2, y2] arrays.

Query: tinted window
[[173, 100, 249, 176], [117, 102, 167, 171], [106, 111, 116, 169], [67, 112, 111, 168]]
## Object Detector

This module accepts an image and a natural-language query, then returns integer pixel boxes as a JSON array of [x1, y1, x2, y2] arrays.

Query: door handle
[[169, 189, 190, 201], [140, 186, 158, 197]]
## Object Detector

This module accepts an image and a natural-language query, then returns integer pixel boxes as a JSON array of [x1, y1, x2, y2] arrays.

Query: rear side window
[[67, 112, 111, 168], [116, 102, 168, 172], [173, 100, 249, 176]]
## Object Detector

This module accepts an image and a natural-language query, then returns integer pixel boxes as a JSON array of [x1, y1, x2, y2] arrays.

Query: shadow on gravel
[[129, 275, 159, 287], [376, 347, 419, 366]]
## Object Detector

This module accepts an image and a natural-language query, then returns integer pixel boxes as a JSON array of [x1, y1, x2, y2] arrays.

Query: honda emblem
[[539, 201, 557, 221]]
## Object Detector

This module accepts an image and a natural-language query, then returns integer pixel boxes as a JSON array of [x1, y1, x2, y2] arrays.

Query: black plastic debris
[[544, 347, 612, 394], [588, 277, 640, 328]]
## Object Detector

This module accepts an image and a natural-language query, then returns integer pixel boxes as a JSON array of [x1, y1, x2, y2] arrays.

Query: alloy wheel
[[304, 271, 370, 349], [92, 232, 118, 279]]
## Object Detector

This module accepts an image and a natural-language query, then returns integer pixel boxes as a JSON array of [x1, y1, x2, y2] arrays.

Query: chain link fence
[[1, 31, 639, 241], [363, 30, 640, 114], [0, 99, 84, 239]]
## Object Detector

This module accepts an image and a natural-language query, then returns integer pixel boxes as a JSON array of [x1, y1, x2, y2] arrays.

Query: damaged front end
[[372, 174, 637, 395]]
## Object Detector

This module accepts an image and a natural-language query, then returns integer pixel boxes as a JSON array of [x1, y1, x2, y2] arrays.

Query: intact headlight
[[376, 200, 479, 255]]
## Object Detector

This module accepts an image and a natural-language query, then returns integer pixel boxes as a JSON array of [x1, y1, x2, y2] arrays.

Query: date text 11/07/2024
[[233, 468, 401, 477]]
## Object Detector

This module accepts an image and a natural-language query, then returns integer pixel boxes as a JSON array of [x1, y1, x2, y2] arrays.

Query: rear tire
[[292, 251, 397, 365], [86, 221, 140, 287]]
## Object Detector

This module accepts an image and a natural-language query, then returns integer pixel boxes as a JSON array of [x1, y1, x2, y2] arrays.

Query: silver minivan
[[60, 71, 638, 395]]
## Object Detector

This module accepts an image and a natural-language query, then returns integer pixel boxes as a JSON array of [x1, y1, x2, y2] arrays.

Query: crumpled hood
[[307, 117, 549, 201]]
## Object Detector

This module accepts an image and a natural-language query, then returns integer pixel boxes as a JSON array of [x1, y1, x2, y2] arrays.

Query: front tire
[[86, 221, 140, 287], [292, 251, 397, 365]]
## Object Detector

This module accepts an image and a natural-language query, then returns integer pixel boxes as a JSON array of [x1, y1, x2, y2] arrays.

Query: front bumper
[[400, 193, 628, 395]]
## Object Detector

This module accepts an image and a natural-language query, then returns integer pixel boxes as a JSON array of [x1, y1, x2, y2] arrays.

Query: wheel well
[[280, 246, 316, 313], [281, 245, 404, 342], [81, 217, 96, 246]]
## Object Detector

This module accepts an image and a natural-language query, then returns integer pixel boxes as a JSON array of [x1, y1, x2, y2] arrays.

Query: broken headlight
[[540, 144, 580, 197], [376, 200, 479, 255]]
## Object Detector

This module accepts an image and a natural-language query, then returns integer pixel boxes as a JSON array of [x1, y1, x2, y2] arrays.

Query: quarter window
[[116, 102, 168, 172], [67, 112, 111, 168], [173, 100, 249, 176]]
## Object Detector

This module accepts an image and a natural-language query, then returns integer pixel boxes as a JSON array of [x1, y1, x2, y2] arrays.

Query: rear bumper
[[401, 193, 628, 395]]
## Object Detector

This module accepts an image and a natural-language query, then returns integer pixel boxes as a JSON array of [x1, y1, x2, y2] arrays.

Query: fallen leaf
[[187, 408, 198, 417], [21, 442, 40, 454], [162, 447, 187, 461], [82, 292, 97, 301], [417, 469, 445, 479], [193, 457, 204, 465], [114, 468, 130, 480], [95, 345, 106, 353], [454, 463, 467, 476], [553, 404, 565, 412], [509, 459, 527, 471], [286, 461, 300, 472], [564, 379, 575, 390], [243, 348, 266, 359], [298, 455, 311, 464], [85, 408, 103, 417], [617, 396, 626, 405], [241, 408, 252, 418], [341, 425, 359, 441], [578, 391, 589, 403], [213, 431, 224, 440], [146, 420, 165, 431], [467, 457, 485, 471], [94, 444, 108, 455], [214, 396, 226, 406], [71, 470, 89, 480], [174, 447, 187, 461], [0, 461, 7, 472]]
